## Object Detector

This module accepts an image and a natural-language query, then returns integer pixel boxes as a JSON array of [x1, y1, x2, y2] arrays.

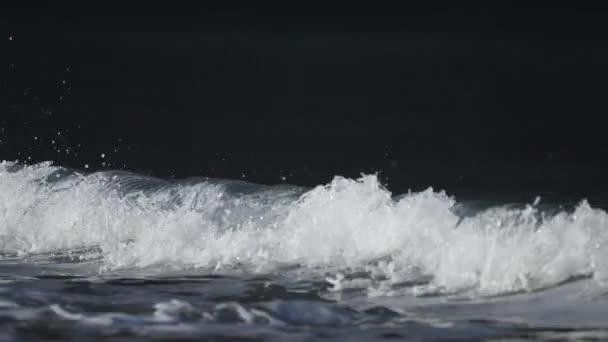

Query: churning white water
[[2, 160, 608, 299]]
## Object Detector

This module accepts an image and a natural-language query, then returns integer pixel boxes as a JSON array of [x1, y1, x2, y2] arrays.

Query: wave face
[[2, 161, 608, 297]]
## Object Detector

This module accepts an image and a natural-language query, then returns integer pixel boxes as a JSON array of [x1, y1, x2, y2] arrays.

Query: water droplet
[[84, 164, 89, 169], [100, 153, 105, 158], [8, 36, 12, 41]]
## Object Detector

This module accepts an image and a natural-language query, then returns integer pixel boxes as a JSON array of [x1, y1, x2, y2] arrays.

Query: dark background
[[1, 2, 608, 195]]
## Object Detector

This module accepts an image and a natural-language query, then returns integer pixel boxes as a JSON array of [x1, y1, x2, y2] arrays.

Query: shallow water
[[2, 161, 608, 340]]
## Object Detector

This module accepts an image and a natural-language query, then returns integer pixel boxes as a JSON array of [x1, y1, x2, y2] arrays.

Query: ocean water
[[1, 161, 608, 340]]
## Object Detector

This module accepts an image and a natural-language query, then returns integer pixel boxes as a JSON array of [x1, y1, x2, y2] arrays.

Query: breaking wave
[[2, 161, 608, 297]]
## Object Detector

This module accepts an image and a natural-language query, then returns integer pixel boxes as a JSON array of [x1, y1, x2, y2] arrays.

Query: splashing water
[[2, 161, 608, 340], [3, 161, 608, 295]]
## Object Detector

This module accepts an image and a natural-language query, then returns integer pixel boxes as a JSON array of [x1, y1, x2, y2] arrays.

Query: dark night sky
[[1, 2, 608, 195]]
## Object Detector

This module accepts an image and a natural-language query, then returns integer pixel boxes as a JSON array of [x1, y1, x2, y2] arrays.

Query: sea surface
[[1, 161, 608, 341]]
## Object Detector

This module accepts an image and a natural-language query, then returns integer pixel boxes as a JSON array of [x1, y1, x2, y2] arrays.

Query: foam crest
[[2, 161, 608, 296]]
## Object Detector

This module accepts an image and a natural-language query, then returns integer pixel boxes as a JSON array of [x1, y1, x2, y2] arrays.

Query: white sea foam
[[1, 161, 608, 296]]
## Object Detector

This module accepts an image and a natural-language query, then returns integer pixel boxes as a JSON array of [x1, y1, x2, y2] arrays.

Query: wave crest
[[1, 161, 608, 296]]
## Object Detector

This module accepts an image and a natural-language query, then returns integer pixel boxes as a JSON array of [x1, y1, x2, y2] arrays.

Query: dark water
[[2, 162, 608, 341], [3, 268, 607, 341]]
